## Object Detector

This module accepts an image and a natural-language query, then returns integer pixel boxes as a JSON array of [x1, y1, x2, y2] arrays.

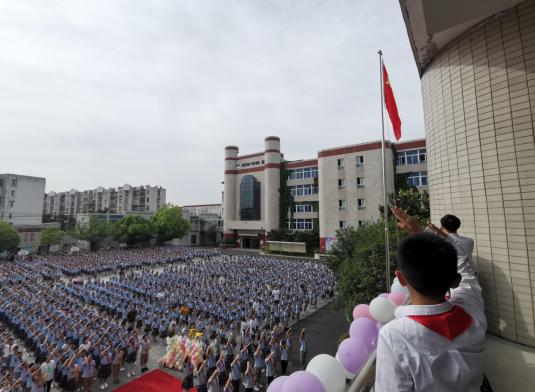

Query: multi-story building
[[178, 204, 223, 246], [0, 174, 46, 226], [0, 173, 59, 253], [223, 137, 427, 251], [399, 0, 535, 356], [44, 184, 166, 218]]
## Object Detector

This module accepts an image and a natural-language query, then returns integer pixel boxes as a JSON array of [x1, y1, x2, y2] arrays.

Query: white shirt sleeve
[[449, 248, 484, 319], [375, 331, 415, 392]]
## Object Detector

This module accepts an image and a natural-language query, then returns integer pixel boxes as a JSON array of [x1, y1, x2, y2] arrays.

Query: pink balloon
[[267, 376, 289, 392], [352, 304, 373, 320], [388, 291, 405, 306], [337, 338, 369, 374], [349, 318, 378, 351], [281, 372, 325, 392]]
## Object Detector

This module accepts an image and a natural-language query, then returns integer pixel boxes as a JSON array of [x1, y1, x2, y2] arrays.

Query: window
[[11, 178, 17, 187], [289, 184, 318, 196], [357, 177, 365, 188], [240, 175, 261, 220], [337, 158, 345, 168], [339, 200, 346, 210], [8, 201, 14, 208], [288, 167, 318, 180], [356, 156, 364, 167], [358, 199, 366, 209], [339, 221, 347, 229], [396, 148, 426, 166], [289, 219, 314, 230], [358, 220, 365, 227], [10, 190, 15, 197], [0, 179, 3, 187], [294, 204, 314, 213], [338, 179, 346, 189], [407, 171, 428, 187]]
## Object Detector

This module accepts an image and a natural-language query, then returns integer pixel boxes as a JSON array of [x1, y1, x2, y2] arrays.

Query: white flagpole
[[379, 50, 391, 290]]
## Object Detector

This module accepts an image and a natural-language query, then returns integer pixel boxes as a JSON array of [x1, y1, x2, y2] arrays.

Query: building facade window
[[338, 179, 346, 189], [289, 184, 318, 196], [357, 177, 365, 188], [358, 220, 365, 227], [11, 178, 17, 187], [294, 203, 314, 213], [339, 221, 347, 229], [239, 175, 261, 220], [288, 167, 318, 180], [337, 158, 345, 168], [289, 218, 314, 230], [395, 148, 426, 166], [407, 171, 428, 187], [339, 200, 346, 210], [356, 156, 364, 167], [357, 199, 366, 209]]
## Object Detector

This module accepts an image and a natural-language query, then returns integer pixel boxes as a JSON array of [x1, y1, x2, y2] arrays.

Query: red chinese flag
[[383, 65, 401, 140]]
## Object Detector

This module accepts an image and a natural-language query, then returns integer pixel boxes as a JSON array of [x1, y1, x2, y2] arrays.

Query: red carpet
[[114, 369, 196, 392]]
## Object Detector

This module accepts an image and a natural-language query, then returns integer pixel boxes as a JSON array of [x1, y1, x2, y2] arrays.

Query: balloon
[[306, 354, 346, 392], [335, 353, 355, 379], [281, 371, 325, 392], [369, 296, 395, 323], [349, 318, 378, 350], [267, 376, 289, 392], [337, 338, 369, 374], [352, 304, 373, 320], [388, 291, 405, 306], [379, 293, 389, 298], [391, 279, 410, 298]]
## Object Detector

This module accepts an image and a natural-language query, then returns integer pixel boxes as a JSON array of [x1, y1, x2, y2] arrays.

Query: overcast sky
[[0, 0, 424, 205]]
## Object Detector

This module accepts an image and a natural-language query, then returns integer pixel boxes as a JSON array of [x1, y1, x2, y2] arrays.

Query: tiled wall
[[422, 0, 535, 346]]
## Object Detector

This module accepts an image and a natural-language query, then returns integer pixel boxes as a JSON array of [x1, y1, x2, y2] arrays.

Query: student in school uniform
[[139, 335, 151, 373], [280, 340, 289, 375], [265, 352, 275, 386], [285, 329, 292, 363], [375, 208, 487, 392], [299, 329, 307, 369], [111, 345, 123, 385], [81, 353, 96, 392], [182, 356, 194, 392], [194, 360, 208, 392], [97, 346, 112, 390], [207, 368, 220, 392], [242, 362, 254, 392], [217, 353, 227, 387], [230, 355, 241, 392], [252, 345, 264, 391]]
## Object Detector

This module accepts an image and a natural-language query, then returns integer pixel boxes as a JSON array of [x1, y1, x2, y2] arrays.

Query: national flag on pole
[[383, 64, 402, 140]]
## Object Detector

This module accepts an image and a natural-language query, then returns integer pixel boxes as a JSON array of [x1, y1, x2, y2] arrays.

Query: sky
[[0, 0, 424, 205]]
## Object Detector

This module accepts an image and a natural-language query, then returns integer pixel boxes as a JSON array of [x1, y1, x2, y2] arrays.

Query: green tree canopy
[[40, 227, 64, 247], [0, 221, 20, 254], [112, 215, 154, 247], [151, 204, 191, 244], [73, 215, 111, 250], [327, 220, 402, 311]]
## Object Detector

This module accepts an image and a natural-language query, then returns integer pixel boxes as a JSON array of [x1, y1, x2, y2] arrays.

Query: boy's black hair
[[398, 233, 458, 299], [440, 214, 461, 233]]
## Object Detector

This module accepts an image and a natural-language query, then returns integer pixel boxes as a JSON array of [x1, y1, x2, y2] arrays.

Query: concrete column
[[264, 136, 281, 232]]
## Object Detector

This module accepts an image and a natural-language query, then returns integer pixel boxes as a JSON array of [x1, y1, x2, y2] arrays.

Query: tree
[[73, 215, 111, 250], [389, 188, 430, 223], [278, 162, 295, 229], [0, 221, 20, 254], [40, 227, 64, 247], [112, 215, 154, 247], [151, 204, 191, 244], [327, 220, 403, 312]]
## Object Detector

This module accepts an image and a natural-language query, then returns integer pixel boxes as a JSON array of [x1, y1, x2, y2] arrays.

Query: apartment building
[[44, 184, 166, 218], [223, 137, 427, 252]]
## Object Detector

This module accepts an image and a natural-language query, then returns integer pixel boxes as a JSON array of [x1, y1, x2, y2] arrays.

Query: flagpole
[[379, 50, 391, 290]]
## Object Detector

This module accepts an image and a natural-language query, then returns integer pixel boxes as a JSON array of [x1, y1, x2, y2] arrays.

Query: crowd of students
[[0, 248, 334, 392]]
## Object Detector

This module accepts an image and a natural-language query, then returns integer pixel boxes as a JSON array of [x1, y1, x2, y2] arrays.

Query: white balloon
[[369, 297, 395, 323], [335, 352, 356, 379], [306, 354, 346, 392], [391, 279, 410, 298]]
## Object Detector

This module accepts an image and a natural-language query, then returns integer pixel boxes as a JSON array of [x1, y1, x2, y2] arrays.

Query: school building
[[222, 136, 427, 252]]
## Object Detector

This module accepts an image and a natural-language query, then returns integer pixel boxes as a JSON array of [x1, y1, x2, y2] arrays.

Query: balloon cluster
[[267, 278, 409, 392], [159, 335, 205, 370]]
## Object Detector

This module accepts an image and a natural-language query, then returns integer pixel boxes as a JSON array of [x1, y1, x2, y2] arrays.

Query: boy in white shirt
[[375, 208, 486, 391]]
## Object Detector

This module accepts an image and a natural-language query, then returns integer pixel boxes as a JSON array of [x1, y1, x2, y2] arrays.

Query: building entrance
[[241, 236, 260, 249]]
